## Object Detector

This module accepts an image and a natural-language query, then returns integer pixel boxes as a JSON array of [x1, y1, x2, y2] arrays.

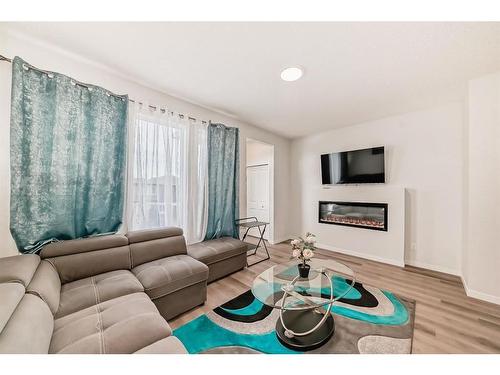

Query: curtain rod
[[0, 55, 12, 63], [0, 54, 207, 124]]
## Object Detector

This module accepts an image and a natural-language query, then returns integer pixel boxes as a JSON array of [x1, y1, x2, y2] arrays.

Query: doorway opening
[[245, 138, 274, 244]]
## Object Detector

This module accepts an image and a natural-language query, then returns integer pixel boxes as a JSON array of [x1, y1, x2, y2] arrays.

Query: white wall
[[0, 30, 291, 257], [464, 73, 500, 304], [246, 139, 273, 167], [314, 185, 406, 266], [291, 102, 464, 275]]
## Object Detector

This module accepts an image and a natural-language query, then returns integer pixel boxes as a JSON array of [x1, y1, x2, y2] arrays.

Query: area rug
[[173, 278, 415, 354]]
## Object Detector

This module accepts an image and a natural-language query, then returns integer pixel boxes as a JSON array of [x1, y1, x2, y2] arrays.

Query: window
[[130, 115, 187, 230], [127, 106, 208, 244]]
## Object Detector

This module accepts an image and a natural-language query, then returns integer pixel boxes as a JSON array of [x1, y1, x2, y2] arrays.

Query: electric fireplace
[[318, 201, 388, 231]]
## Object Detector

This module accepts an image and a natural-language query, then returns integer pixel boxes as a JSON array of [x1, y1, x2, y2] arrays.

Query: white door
[[246, 165, 270, 240]]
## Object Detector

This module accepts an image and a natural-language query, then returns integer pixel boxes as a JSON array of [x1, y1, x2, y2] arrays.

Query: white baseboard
[[316, 243, 405, 267], [245, 233, 292, 245], [404, 260, 460, 276], [269, 236, 291, 245], [461, 276, 500, 305], [285, 241, 500, 306]]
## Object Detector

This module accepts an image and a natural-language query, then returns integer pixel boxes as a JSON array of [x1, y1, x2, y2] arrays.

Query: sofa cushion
[[127, 228, 187, 267], [132, 255, 208, 300], [50, 293, 171, 354], [127, 227, 183, 244], [56, 270, 143, 319], [41, 234, 129, 258], [0, 293, 53, 354], [134, 336, 187, 354], [26, 260, 61, 315], [41, 235, 131, 283], [0, 254, 40, 286], [43, 247, 132, 284], [187, 237, 248, 265]]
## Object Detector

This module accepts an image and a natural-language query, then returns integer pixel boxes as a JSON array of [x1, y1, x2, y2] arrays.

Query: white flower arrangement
[[291, 232, 316, 265]]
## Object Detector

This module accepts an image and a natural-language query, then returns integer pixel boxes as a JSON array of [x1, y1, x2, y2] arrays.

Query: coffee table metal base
[[275, 309, 335, 351]]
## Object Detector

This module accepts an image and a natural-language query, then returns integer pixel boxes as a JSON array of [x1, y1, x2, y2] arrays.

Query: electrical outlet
[[411, 243, 417, 252]]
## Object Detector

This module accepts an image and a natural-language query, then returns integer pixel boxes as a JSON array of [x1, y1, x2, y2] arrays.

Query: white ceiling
[[5, 22, 500, 138]]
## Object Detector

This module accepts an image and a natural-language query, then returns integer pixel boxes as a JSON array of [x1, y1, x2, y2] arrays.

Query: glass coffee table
[[251, 258, 355, 351]]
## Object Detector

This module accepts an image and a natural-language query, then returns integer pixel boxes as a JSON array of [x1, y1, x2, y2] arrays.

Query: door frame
[[246, 163, 271, 240], [245, 138, 275, 244]]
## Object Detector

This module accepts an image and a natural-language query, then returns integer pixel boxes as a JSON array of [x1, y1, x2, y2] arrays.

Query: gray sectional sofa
[[0, 227, 248, 354]]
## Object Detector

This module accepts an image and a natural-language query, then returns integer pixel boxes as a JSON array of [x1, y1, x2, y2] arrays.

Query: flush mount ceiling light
[[280, 67, 303, 82]]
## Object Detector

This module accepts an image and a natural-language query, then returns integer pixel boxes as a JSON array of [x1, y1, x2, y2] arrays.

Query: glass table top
[[251, 258, 355, 310]]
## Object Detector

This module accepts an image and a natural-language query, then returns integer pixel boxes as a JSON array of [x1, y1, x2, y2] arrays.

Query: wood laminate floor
[[170, 240, 500, 353]]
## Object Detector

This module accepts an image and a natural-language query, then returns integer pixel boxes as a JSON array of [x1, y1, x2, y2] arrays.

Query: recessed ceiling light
[[280, 67, 303, 82]]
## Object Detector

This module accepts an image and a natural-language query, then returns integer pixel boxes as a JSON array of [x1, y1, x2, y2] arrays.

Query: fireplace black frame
[[318, 201, 388, 231]]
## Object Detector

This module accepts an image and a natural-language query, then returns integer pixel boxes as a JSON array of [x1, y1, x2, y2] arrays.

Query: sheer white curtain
[[126, 102, 208, 244]]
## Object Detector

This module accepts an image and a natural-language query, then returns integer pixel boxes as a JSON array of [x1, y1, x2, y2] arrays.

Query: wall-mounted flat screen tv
[[321, 146, 385, 184]]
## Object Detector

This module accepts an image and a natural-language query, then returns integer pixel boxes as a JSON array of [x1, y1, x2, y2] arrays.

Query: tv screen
[[321, 146, 385, 184]]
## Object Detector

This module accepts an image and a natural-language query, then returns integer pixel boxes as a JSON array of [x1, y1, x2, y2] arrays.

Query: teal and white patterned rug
[[173, 278, 415, 354]]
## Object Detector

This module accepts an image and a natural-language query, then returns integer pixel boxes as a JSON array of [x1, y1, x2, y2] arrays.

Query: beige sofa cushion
[[188, 237, 247, 265], [126, 227, 183, 244], [41, 235, 131, 283], [0, 254, 40, 286], [132, 255, 208, 300], [127, 227, 187, 267], [26, 260, 61, 315], [56, 270, 144, 319], [134, 336, 187, 354], [0, 292, 53, 353], [50, 293, 171, 354], [41, 234, 129, 258]]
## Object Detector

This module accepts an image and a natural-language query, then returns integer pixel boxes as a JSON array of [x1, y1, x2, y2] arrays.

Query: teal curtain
[[205, 123, 239, 239], [10, 57, 128, 253]]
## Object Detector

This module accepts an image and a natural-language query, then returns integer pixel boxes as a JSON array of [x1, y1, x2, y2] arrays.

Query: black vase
[[298, 263, 311, 278]]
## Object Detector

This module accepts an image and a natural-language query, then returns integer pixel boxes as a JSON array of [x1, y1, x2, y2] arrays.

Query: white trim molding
[[404, 260, 460, 276], [269, 236, 292, 246], [461, 276, 500, 305], [317, 243, 405, 268]]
